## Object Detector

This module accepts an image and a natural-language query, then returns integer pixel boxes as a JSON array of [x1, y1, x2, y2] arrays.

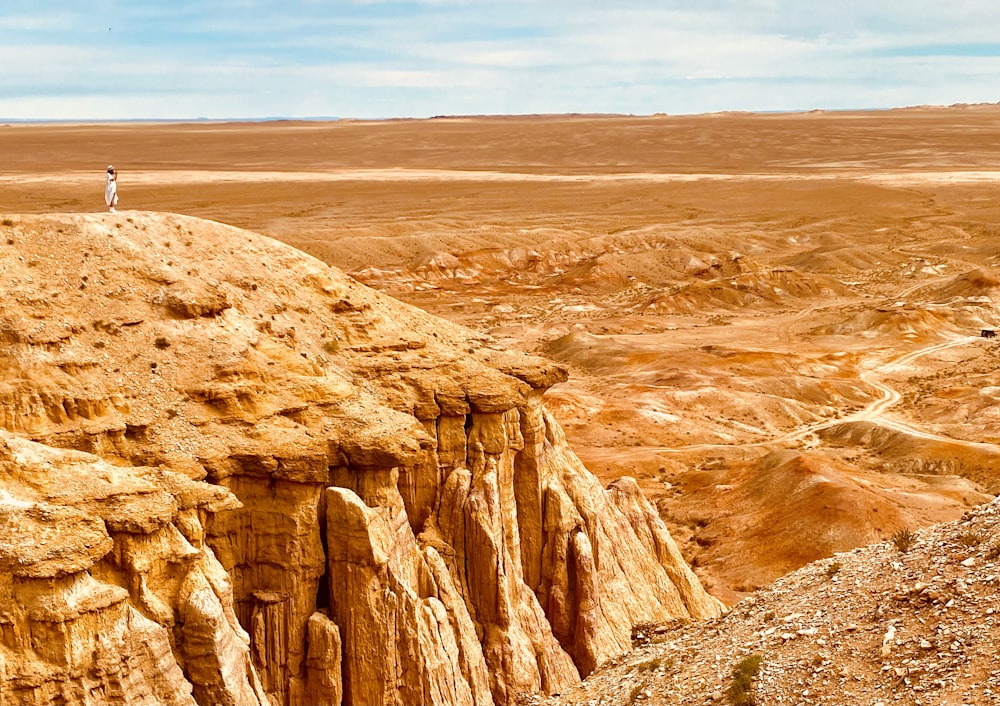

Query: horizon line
[[3, 102, 999, 126]]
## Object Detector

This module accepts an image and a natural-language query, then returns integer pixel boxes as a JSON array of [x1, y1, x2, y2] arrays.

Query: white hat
[[107, 165, 115, 172]]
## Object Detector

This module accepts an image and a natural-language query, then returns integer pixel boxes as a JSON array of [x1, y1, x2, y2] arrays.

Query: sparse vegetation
[[825, 561, 842, 578], [92, 340, 106, 349], [628, 680, 648, 705], [630, 655, 674, 674], [957, 530, 983, 548], [986, 543, 1000, 561], [726, 654, 763, 706], [323, 339, 340, 354], [2, 218, 13, 227], [892, 527, 916, 553], [154, 337, 171, 349]]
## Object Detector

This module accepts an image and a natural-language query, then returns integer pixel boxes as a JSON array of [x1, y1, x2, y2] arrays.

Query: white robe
[[105, 174, 118, 207]]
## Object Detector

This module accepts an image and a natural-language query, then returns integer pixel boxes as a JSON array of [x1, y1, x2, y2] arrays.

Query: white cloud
[[3, 1, 1000, 119]]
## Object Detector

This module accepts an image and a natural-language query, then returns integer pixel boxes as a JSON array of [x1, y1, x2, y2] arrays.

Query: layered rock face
[[0, 213, 722, 705], [0, 431, 268, 706]]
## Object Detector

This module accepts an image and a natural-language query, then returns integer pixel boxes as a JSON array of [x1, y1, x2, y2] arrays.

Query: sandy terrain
[[4, 107, 1000, 603]]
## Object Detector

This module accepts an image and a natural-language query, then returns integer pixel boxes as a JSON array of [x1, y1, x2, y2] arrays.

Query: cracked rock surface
[[0, 212, 720, 706]]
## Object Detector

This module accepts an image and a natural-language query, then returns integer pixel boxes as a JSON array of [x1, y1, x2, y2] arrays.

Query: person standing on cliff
[[105, 165, 118, 212]]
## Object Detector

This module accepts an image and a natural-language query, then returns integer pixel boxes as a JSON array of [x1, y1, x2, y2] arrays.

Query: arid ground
[[5, 107, 1000, 603]]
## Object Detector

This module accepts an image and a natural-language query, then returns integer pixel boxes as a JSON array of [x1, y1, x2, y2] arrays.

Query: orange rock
[[0, 213, 721, 705]]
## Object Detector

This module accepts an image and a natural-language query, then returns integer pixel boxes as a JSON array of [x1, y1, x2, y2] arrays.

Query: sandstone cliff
[[0, 212, 722, 705], [0, 431, 267, 706]]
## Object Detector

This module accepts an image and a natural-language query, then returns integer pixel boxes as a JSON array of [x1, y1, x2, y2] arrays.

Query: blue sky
[[2, 1, 999, 120]]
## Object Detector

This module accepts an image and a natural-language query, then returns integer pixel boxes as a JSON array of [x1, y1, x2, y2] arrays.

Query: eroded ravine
[[0, 212, 723, 706]]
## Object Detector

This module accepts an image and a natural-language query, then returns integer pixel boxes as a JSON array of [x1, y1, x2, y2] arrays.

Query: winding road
[[659, 333, 1000, 455]]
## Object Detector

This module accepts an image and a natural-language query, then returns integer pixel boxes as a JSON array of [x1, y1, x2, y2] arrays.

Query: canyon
[[2, 107, 1000, 702], [0, 212, 720, 704]]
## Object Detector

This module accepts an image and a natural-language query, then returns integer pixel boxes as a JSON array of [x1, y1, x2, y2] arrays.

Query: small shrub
[[727, 655, 763, 705], [628, 679, 649, 705], [1, 218, 13, 227], [323, 339, 340, 354], [892, 528, 916, 553], [154, 337, 171, 350], [957, 531, 983, 548], [92, 340, 106, 349], [985, 543, 1000, 561], [726, 654, 763, 706], [825, 561, 842, 579]]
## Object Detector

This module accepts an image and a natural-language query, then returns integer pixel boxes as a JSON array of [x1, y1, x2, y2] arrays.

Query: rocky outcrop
[[0, 212, 722, 705], [543, 496, 1000, 706], [0, 431, 267, 706]]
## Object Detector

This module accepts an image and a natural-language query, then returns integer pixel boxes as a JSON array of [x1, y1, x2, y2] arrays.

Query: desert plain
[[4, 107, 1000, 603]]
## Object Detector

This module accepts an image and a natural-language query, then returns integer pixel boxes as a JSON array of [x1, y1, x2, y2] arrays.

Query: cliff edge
[[0, 212, 722, 706]]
